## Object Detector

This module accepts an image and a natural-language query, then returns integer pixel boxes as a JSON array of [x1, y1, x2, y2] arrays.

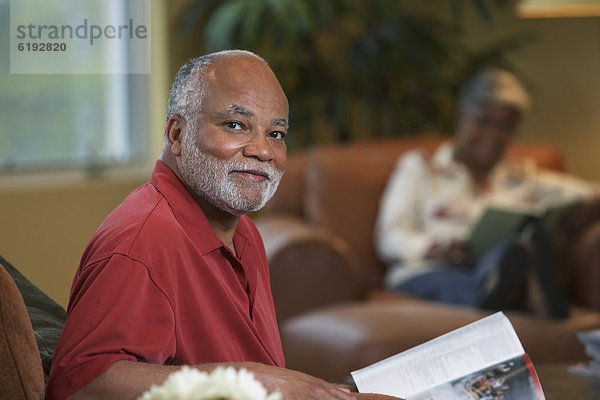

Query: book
[[351, 312, 545, 399], [468, 200, 579, 261]]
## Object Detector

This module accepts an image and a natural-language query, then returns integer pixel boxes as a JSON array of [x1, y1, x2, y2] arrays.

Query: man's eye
[[224, 121, 243, 130], [269, 131, 286, 140]]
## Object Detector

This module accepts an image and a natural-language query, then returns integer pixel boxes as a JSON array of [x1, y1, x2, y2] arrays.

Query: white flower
[[138, 366, 282, 400]]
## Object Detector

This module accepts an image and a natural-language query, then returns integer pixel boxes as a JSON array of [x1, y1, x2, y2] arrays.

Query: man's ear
[[165, 115, 184, 157]]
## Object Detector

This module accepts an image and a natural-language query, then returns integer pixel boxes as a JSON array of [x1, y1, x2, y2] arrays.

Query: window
[[0, 0, 151, 173]]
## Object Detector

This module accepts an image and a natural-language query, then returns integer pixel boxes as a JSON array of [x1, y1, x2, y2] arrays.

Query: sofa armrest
[[280, 301, 600, 383], [255, 216, 363, 322]]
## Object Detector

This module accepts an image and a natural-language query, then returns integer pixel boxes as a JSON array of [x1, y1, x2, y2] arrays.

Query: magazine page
[[407, 354, 545, 400], [351, 312, 526, 398]]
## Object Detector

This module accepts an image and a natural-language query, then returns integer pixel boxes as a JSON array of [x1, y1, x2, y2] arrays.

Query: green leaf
[[240, 1, 267, 46], [472, 0, 494, 24], [445, 0, 463, 24], [178, 0, 221, 36], [204, 0, 250, 51]]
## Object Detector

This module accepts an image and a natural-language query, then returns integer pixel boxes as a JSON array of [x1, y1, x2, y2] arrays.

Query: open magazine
[[351, 312, 545, 400]]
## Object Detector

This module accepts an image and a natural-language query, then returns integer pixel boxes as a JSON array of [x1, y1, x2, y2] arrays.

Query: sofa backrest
[[263, 136, 566, 288]]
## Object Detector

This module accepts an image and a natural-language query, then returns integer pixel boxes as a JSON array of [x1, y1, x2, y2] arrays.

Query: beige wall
[[514, 17, 600, 181], [461, 9, 600, 180], [0, 177, 146, 306]]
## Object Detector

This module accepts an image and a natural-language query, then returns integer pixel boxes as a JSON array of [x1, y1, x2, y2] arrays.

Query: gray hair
[[165, 50, 267, 125], [458, 69, 531, 116]]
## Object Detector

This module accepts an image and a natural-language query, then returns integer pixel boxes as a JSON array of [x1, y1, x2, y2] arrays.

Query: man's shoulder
[[106, 182, 176, 232], [82, 182, 178, 265], [394, 143, 449, 174], [394, 148, 429, 170]]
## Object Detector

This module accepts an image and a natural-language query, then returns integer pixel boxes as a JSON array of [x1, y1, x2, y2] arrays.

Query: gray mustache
[[226, 162, 282, 181]]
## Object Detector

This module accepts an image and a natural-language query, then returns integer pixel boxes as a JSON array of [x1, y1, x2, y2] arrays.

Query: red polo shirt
[[47, 161, 284, 400]]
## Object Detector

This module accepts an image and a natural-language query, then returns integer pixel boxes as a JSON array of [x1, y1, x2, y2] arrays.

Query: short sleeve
[[46, 254, 176, 400]]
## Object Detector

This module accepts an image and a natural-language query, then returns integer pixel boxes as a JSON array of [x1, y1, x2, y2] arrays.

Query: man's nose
[[243, 133, 274, 162]]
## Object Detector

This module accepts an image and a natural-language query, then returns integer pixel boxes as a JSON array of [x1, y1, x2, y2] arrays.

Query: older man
[[375, 69, 593, 317], [47, 51, 393, 400]]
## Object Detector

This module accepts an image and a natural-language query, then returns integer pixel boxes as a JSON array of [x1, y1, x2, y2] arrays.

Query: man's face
[[176, 55, 289, 215], [455, 102, 521, 172]]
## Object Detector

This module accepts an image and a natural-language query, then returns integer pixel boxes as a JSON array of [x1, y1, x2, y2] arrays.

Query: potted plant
[[178, 0, 527, 148]]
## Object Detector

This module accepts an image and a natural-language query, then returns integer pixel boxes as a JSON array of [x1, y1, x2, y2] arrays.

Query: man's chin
[[212, 196, 270, 216]]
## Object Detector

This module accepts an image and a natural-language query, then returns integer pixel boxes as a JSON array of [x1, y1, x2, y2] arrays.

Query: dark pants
[[395, 237, 529, 310], [523, 223, 569, 318]]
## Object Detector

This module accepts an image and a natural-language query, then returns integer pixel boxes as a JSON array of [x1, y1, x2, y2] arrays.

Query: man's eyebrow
[[217, 104, 254, 118], [218, 104, 289, 129], [272, 118, 289, 129]]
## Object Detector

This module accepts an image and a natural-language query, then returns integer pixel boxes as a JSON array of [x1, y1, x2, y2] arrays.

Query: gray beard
[[176, 135, 283, 215]]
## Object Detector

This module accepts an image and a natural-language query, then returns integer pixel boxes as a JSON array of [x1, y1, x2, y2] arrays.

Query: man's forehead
[[206, 54, 270, 82], [196, 54, 289, 117]]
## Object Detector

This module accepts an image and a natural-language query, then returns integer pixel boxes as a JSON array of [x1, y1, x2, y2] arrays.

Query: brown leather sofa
[[255, 136, 600, 383], [0, 255, 67, 399], [1, 260, 46, 400]]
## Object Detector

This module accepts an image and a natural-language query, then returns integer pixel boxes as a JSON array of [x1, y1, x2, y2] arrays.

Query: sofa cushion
[[1, 254, 66, 383], [0, 259, 45, 400]]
